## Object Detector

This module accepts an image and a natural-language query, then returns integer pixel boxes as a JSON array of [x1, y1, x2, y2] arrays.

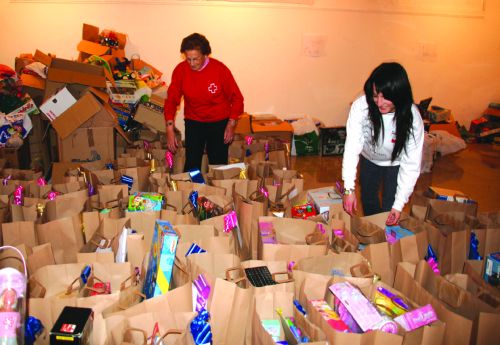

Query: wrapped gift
[[143, 220, 178, 298]]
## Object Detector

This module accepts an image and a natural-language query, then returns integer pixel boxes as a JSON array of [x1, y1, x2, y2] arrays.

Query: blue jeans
[[359, 156, 400, 216]]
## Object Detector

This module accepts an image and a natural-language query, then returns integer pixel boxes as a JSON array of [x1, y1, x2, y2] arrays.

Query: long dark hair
[[364, 62, 415, 161]]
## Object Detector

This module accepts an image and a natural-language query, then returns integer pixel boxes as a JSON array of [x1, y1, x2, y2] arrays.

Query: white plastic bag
[[429, 130, 466, 156]]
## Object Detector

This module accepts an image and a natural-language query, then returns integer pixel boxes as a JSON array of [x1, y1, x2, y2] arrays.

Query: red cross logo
[[208, 83, 218, 94]]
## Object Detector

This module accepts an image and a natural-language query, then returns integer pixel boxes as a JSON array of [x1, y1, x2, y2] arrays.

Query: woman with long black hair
[[342, 62, 424, 225]]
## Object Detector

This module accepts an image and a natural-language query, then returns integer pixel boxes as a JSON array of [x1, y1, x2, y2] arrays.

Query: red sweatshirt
[[164, 58, 244, 122]]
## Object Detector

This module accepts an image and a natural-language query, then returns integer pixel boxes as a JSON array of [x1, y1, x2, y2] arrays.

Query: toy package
[[143, 220, 178, 299], [127, 192, 163, 212]]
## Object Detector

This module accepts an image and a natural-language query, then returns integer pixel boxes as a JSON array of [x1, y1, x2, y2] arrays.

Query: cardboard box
[[427, 186, 475, 204], [106, 80, 137, 104], [45, 58, 106, 100], [143, 220, 178, 299], [307, 186, 342, 214], [48, 87, 130, 162], [484, 252, 500, 286], [50, 306, 93, 345], [40, 86, 77, 121], [77, 23, 126, 64], [59, 127, 115, 163], [133, 95, 166, 133], [320, 126, 346, 156]]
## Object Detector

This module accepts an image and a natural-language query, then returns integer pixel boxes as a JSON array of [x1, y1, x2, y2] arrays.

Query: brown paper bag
[[234, 193, 267, 260], [125, 210, 161, 251], [252, 289, 327, 344], [36, 214, 85, 264], [395, 261, 499, 345], [30, 262, 133, 299], [107, 311, 194, 345], [29, 294, 119, 345], [1, 220, 38, 247], [351, 214, 386, 244], [209, 278, 254, 345], [296, 252, 375, 278], [45, 189, 89, 221], [11, 197, 45, 222], [116, 166, 151, 194]]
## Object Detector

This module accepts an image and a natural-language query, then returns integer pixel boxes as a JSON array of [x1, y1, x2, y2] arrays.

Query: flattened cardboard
[[51, 92, 102, 139]]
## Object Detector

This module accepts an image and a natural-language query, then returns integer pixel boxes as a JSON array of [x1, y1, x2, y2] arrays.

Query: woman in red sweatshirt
[[164, 33, 244, 172]]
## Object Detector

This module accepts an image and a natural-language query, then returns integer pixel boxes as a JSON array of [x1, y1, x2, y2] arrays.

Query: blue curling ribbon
[[469, 232, 482, 260], [88, 182, 95, 197], [80, 265, 92, 285], [245, 148, 252, 157], [121, 175, 134, 190], [190, 309, 212, 345], [25, 316, 44, 345], [189, 191, 199, 211], [105, 162, 114, 170], [425, 244, 438, 262]]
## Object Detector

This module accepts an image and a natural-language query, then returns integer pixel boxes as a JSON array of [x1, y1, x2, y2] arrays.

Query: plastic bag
[[429, 130, 467, 156]]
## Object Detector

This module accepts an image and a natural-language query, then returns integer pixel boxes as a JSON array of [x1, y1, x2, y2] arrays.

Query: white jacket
[[342, 95, 424, 211]]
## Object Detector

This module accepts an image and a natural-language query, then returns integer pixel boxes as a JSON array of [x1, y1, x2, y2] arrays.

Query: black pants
[[184, 118, 229, 172], [359, 156, 400, 216]]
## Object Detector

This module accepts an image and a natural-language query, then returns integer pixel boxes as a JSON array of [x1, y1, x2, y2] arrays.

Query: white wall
[[1, 1, 499, 128]]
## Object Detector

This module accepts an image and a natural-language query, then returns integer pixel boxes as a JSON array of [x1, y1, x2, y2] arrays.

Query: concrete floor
[[291, 143, 499, 214]]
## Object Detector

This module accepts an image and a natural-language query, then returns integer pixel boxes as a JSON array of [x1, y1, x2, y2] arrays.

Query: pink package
[[395, 304, 437, 331], [259, 221, 278, 244], [329, 282, 398, 334], [309, 299, 349, 332]]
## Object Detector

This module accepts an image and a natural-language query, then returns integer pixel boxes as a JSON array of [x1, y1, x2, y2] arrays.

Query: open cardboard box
[[45, 57, 107, 100], [49, 87, 130, 162], [77, 23, 126, 63], [133, 94, 166, 133], [16, 50, 53, 105]]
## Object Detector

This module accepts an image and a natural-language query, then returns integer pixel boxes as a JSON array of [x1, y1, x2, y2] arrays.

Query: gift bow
[[223, 211, 238, 233], [190, 309, 212, 345]]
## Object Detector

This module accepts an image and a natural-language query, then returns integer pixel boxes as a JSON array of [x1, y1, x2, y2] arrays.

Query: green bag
[[293, 131, 319, 156]]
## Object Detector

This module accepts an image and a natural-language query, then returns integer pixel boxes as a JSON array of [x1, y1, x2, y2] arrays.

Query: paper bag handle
[[28, 276, 46, 298], [305, 233, 328, 246], [162, 202, 178, 212], [124, 327, 147, 345], [350, 262, 374, 278], [437, 279, 465, 308], [0, 245, 27, 277], [174, 256, 189, 275], [161, 329, 183, 340], [120, 273, 139, 291], [272, 271, 294, 284], [225, 266, 246, 284]]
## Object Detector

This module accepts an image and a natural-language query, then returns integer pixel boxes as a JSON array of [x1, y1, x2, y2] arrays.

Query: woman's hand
[[343, 193, 357, 215], [166, 126, 179, 153], [224, 119, 236, 144], [386, 208, 401, 225]]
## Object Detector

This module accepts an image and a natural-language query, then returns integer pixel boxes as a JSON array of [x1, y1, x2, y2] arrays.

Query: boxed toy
[[307, 186, 342, 214], [143, 220, 179, 298], [484, 252, 500, 286], [50, 306, 93, 344]]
